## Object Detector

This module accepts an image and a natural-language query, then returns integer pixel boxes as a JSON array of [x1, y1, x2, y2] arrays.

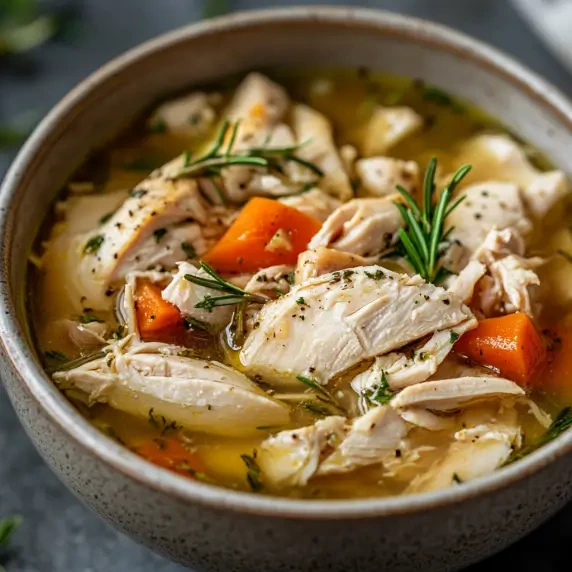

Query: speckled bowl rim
[[1, 6, 572, 520]]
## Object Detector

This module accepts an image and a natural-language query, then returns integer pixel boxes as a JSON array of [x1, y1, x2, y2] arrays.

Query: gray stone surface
[[1, 1, 571, 570]]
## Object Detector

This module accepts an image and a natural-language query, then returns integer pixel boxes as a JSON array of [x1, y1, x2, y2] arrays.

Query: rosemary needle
[[394, 157, 471, 284]]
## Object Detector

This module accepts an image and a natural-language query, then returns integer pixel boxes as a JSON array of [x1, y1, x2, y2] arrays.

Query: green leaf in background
[[203, 0, 229, 19], [0, 515, 22, 546]]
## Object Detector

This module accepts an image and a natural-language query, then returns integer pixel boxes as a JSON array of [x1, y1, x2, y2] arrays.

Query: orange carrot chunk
[[136, 437, 205, 478], [454, 313, 546, 386], [544, 320, 572, 400], [135, 281, 183, 338], [204, 197, 322, 273]]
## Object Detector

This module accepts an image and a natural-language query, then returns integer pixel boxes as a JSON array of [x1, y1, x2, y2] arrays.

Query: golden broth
[[30, 68, 572, 498]]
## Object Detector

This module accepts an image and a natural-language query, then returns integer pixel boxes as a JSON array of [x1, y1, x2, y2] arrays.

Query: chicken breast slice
[[362, 106, 423, 156], [257, 406, 407, 487], [356, 157, 419, 197], [351, 317, 476, 399], [53, 340, 290, 437], [161, 262, 234, 329], [279, 188, 342, 222], [257, 416, 346, 488], [240, 266, 475, 386], [317, 406, 408, 476], [446, 181, 532, 257], [295, 247, 368, 284], [406, 404, 521, 492], [469, 229, 543, 318], [148, 92, 217, 136], [308, 195, 404, 257], [454, 134, 569, 219], [390, 377, 524, 411], [244, 265, 294, 296], [291, 104, 353, 201]]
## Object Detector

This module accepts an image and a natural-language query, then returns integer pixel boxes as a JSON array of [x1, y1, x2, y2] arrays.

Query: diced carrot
[[543, 320, 572, 399], [204, 197, 322, 273], [454, 313, 546, 386], [135, 281, 183, 339], [136, 437, 206, 478]]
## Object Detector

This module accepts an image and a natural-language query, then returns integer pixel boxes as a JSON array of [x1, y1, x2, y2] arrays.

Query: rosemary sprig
[[394, 157, 471, 284], [174, 120, 323, 181], [185, 261, 268, 311], [0, 515, 22, 547]]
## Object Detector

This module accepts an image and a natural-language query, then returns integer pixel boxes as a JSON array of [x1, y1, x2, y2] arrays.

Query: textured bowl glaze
[[1, 8, 572, 572]]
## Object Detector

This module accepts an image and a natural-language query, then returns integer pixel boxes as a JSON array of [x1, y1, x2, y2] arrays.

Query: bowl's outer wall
[[2, 9, 572, 572]]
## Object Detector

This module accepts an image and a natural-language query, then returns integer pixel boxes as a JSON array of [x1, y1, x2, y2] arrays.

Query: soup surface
[[31, 69, 572, 499]]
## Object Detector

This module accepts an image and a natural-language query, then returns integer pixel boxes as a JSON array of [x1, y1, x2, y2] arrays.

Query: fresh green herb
[[181, 242, 197, 259], [148, 408, 181, 435], [557, 249, 572, 263], [507, 407, 572, 464], [98, 212, 113, 225], [83, 234, 105, 255], [44, 350, 69, 362], [240, 452, 263, 492], [129, 188, 148, 198], [203, 0, 229, 18], [394, 157, 471, 284], [300, 401, 332, 418], [452, 473, 463, 484], [153, 228, 167, 243], [174, 120, 323, 184], [419, 84, 464, 113], [364, 371, 394, 406], [184, 316, 209, 332], [296, 297, 307, 306], [186, 261, 268, 311], [148, 119, 167, 133], [0, 515, 22, 547], [274, 289, 285, 297], [296, 375, 322, 392], [449, 331, 460, 344], [286, 272, 296, 285], [296, 375, 342, 414], [364, 269, 385, 281], [79, 313, 104, 325]]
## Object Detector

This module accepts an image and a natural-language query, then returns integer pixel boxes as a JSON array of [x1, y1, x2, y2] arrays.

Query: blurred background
[[1, 1, 572, 570]]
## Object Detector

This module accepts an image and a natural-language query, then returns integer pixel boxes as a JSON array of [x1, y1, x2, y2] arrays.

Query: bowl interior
[[2, 6, 572, 516]]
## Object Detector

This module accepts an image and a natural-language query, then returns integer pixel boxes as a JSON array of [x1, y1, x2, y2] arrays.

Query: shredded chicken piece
[[53, 339, 289, 437], [240, 266, 475, 386], [308, 195, 403, 257], [295, 247, 368, 284], [362, 106, 423, 156], [278, 189, 341, 222], [356, 157, 419, 197]]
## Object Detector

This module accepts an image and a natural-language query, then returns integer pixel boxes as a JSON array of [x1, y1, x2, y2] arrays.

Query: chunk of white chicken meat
[[40, 190, 131, 315], [351, 316, 476, 401], [257, 406, 407, 487], [53, 340, 289, 437], [73, 176, 213, 310], [454, 134, 569, 219], [446, 181, 532, 260], [390, 376, 524, 411], [362, 106, 423, 156], [466, 229, 543, 318], [295, 247, 368, 284], [406, 404, 521, 492], [147, 92, 217, 136], [244, 265, 294, 297], [55, 319, 108, 351], [161, 262, 234, 330], [240, 266, 475, 387], [291, 104, 353, 201], [216, 73, 297, 201], [356, 157, 419, 197], [278, 188, 341, 222], [308, 195, 404, 257]]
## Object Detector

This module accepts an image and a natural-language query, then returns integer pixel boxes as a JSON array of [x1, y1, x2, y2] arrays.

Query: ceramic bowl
[[1, 7, 572, 572]]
